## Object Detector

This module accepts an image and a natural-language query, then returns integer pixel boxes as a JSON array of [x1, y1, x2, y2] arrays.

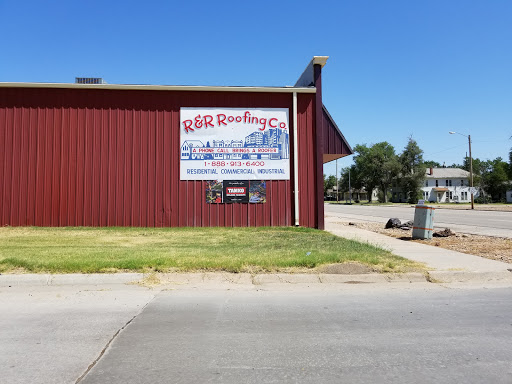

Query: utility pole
[[336, 159, 339, 203], [449, 131, 474, 210], [349, 168, 352, 204], [468, 134, 474, 209]]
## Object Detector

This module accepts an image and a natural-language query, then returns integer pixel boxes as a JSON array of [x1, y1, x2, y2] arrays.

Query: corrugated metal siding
[[296, 94, 316, 228], [0, 87, 319, 227], [322, 106, 352, 156]]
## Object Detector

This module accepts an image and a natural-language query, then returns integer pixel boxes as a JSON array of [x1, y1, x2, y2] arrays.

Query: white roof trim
[[313, 56, 329, 67], [0, 82, 316, 94]]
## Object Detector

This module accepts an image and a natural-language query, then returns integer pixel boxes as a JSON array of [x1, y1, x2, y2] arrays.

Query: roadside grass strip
[[0, 227, 421, 274]]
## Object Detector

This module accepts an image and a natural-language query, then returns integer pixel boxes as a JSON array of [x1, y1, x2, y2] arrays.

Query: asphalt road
[[2, 283, 512, 384], [325, 204, 512, 237]]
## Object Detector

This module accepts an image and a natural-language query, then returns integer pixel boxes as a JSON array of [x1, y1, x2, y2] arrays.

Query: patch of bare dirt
[[317, 262, 375, 274], [345, 222, 512, 264]]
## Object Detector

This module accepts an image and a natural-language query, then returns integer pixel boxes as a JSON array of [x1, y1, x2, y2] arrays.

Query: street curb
[[1, 271, 511, 287], [0, 273, 144, 287], [0, 272, 430, 287], [427, 270, 512, 283]]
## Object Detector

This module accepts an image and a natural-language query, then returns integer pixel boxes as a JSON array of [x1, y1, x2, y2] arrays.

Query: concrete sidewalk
[[325, 215, 512, 283]]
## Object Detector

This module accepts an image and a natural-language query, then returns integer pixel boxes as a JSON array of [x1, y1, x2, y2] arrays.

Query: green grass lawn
[[0, 226, 421, 274]]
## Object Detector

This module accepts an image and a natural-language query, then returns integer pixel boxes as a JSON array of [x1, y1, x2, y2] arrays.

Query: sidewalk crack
[[75, 294, 157, 383]]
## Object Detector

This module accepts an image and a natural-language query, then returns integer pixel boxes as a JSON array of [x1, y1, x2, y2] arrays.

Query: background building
[[422, 167, 474, 203]]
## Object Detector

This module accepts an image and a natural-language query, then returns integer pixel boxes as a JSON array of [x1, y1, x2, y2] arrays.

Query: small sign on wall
[[249, 180, 266, 203], [206, 180, 266, 204], [205, 180, 223, 204], [223, 180, 249, 203]]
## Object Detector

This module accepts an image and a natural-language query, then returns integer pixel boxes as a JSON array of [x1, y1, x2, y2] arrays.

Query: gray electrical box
[[412, 205, 435, 239]]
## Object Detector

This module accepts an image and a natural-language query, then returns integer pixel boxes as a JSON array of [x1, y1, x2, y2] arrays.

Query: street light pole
[[449, 131, 474, 210], [468, 134, 474, 209], [336, 159, 339, 203], [349, 168, 352, 204]]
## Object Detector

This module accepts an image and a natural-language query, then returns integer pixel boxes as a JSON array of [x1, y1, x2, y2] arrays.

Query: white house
[[391, 167, 477, 203], [181, 140, 206, 160], [422, 167, 476, 203]]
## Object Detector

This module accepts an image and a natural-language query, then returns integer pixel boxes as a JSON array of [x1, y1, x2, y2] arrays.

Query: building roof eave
[[0, 82, 317, 94]]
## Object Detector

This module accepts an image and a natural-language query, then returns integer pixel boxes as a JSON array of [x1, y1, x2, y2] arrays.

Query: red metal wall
[[296, 93, 317, 227], [322, 107, 352, 157], [0, 87, 319, 228]]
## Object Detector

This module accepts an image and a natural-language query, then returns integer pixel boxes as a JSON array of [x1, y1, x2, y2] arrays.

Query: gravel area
[[342, 221, 512, 264]]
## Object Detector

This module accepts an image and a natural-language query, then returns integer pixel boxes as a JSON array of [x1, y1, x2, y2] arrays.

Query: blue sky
[[1, 0, 511, 177]]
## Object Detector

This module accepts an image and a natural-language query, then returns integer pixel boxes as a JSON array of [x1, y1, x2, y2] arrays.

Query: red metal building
[[0, 56, 351, 229]]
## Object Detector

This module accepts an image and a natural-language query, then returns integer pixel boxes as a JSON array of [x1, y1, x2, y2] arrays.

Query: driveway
[[325, 204, 512, 238]]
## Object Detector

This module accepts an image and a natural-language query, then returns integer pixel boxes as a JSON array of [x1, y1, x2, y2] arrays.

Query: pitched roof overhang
[[321, 105, 353, 163]]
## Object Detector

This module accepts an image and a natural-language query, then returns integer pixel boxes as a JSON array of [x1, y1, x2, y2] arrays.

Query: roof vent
[[75, 77, 106, 84]]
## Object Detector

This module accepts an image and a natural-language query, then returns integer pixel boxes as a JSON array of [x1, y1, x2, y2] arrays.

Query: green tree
[[339, 165, 362, 201], [352, 142, 400, 203], [424, 160, 441, 168], [373, 142, 401, 203], [352, 144, 377, 202], [480, 158, 509, 201], [461, 156, 486, 189], [462, 156, 486, 175], [399, 138, 426, 203], [508, 148, 512, 179], [338, 167, 349, 196], [323, 174, 337, 197]]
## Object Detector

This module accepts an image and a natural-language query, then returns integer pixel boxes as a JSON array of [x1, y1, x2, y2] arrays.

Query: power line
[[424, 144, 466, 157]]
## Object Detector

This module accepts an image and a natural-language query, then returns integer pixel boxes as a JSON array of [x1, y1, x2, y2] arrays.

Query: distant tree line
[[325, 139, 512, 203], [450, 153, 512, 203]]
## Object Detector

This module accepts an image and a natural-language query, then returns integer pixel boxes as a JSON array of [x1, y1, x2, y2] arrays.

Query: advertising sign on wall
[[223, 180, 249, 203], [180, 108, 290, 180], [205, 180, 223, 204], [249, 180, 266, 203], [206, 180, 266, 204]]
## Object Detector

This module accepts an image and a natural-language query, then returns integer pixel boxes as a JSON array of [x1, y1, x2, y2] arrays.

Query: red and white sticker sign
[[226, 187, 247, 196]]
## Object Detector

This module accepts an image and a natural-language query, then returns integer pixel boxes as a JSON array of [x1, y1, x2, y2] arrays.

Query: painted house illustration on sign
[[0, 56, 352, 229]]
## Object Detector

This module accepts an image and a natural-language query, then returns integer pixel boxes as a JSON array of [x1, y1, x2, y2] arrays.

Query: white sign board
[[180, 108, 290, 180]]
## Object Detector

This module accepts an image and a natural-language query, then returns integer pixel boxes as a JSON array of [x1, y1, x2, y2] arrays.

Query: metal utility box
[[412, 205, 435, 239]]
